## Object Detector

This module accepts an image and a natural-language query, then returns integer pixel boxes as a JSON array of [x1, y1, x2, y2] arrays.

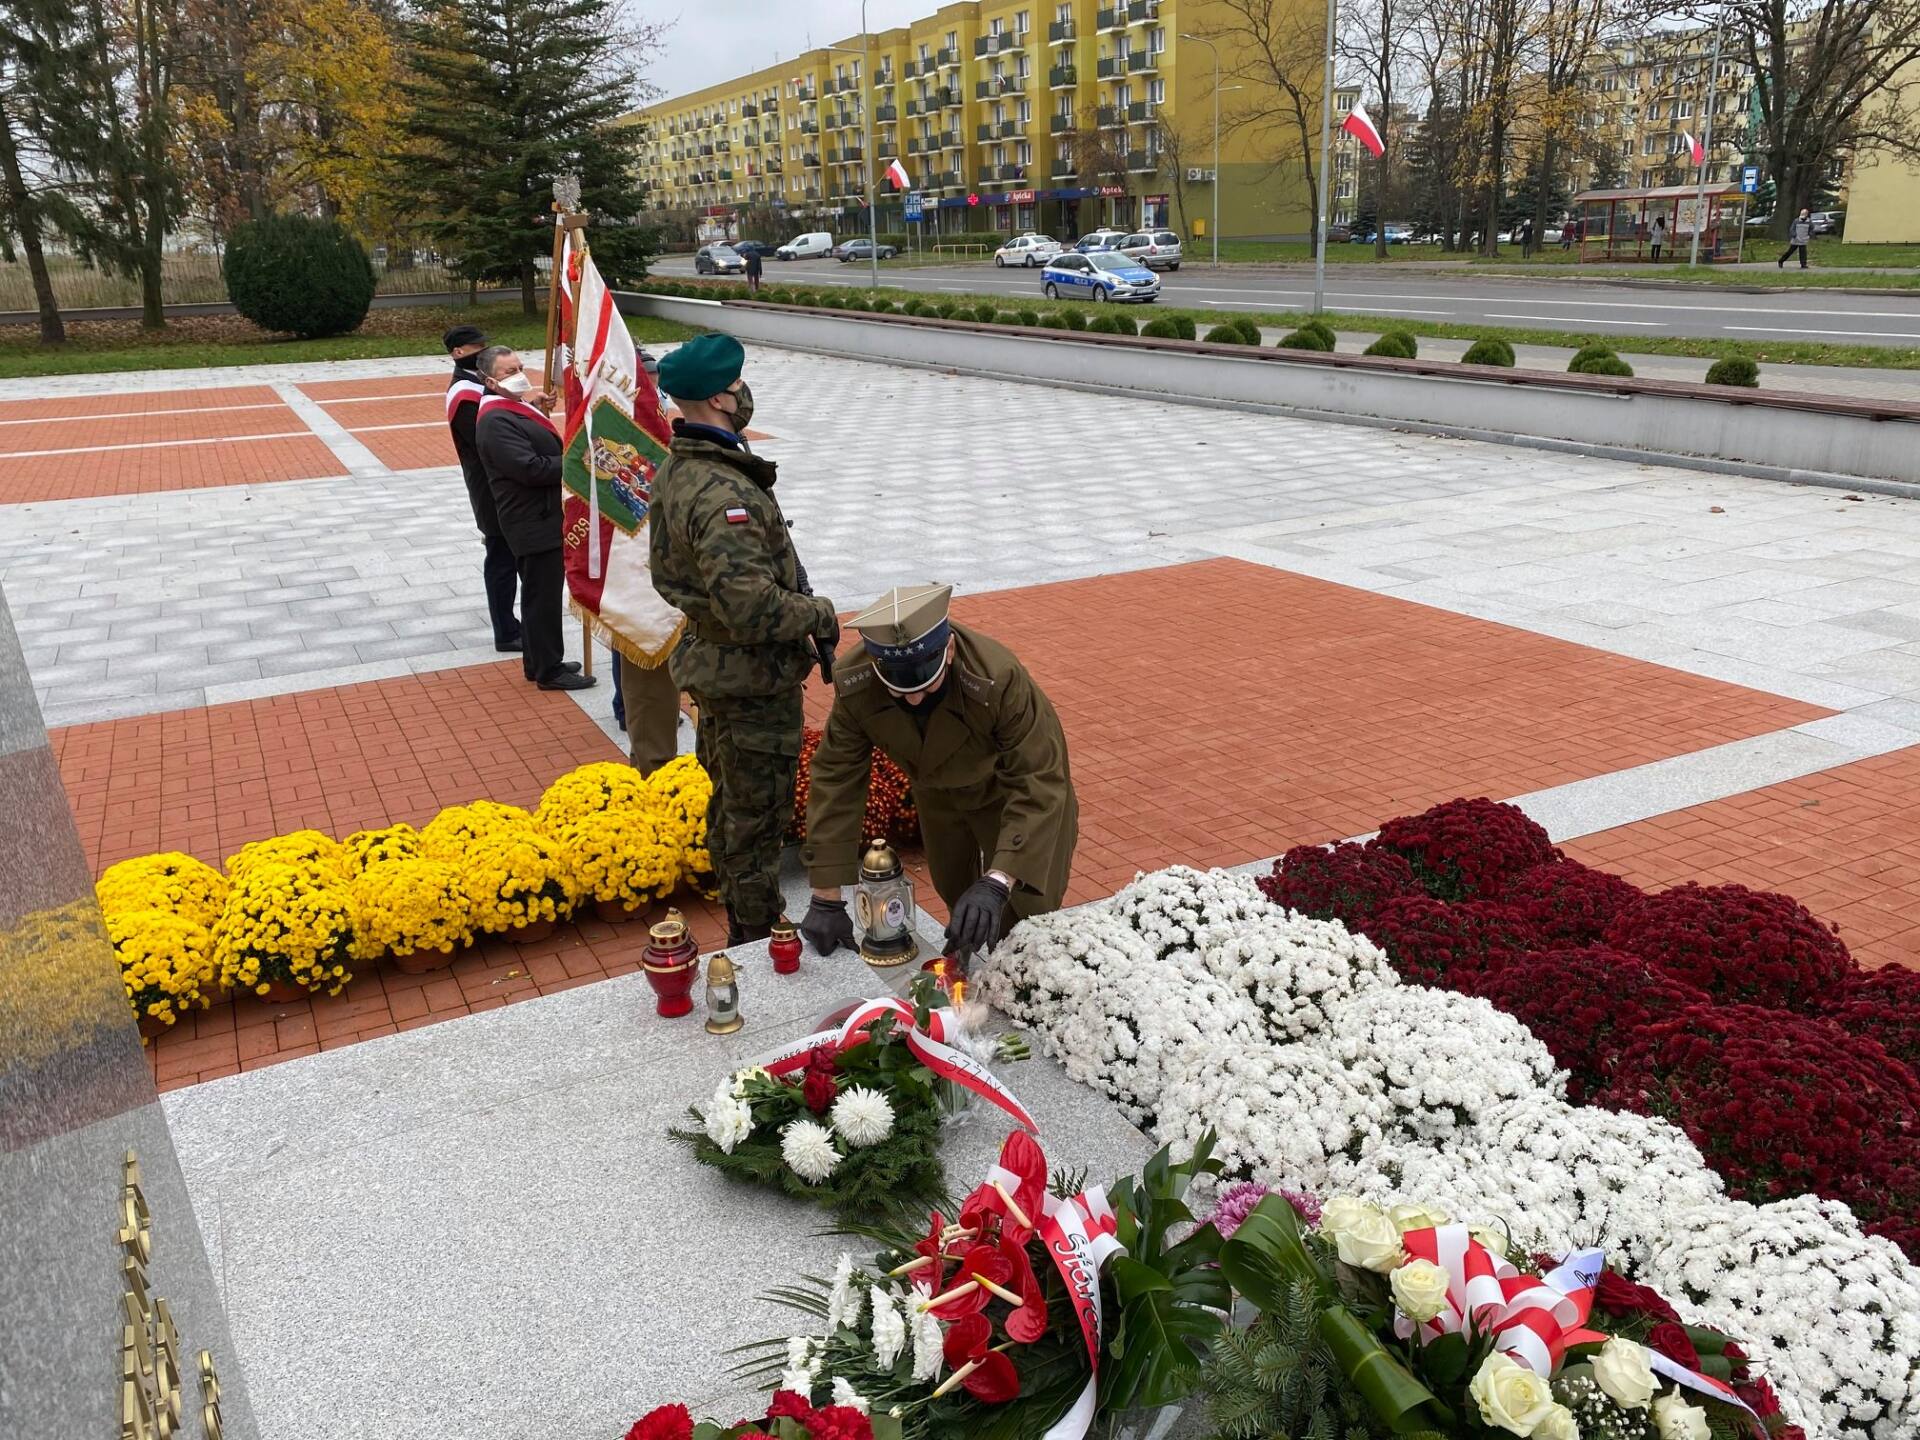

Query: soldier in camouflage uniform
[[649, 334, 839, 943]]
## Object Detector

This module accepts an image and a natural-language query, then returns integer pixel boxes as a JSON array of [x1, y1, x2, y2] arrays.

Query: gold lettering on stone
[[115, 1150, 225, 1437]]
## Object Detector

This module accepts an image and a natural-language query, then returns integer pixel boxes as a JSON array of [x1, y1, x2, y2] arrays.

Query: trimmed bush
[[221, 215, 378, 338], [1169, 314, 1197, 341], [1016, 308, 1041, 327], [1230, 317, 1263, 345], [1460, 336, 1517, 367], [1204, 324, 1249, 344], [1277, 327, 1333, 351], [1569, 342, 1616, 368], [899, 298, 925, 316], [1061, 309, 1088, 331], [1039, 312, 1069, 329], [1107, 312, 1139, 336], [1364, 331, 1418, 359], [1299, 318, 1338, 349], [1705, 356, 1761, 388], [933, 301, 959, 319], [993, 311, 1021, 325], [1571, 353, 1635, 377], [1139, 316, 1183, 339], [972, 302, 1000, 323]]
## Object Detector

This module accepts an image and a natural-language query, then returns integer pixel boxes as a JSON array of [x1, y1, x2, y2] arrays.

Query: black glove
[[944, 874, 1011, 956], [814, 610, 841, 685], [816, 640, 837, 685], [800, 895, 854, 955]]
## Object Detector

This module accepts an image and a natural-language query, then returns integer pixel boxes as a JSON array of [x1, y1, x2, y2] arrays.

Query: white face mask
[[497, 371, 532, 396]]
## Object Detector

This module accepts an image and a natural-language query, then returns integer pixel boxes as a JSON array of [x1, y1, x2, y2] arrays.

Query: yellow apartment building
[[634, 0, 1325, 243], [1567, 28, 1756, 196]]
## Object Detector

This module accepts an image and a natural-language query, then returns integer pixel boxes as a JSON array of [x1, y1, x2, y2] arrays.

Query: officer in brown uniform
[[798, 584, 1078, 960]]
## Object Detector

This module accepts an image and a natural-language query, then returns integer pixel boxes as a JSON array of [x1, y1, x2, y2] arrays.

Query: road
[[651, 255, 1920, 348]]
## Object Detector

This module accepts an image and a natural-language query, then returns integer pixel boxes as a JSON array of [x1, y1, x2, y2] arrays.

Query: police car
[[1039, 250, 1162, 303]]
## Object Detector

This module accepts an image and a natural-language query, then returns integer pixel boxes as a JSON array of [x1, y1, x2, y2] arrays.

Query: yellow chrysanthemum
[[420, 801, 535, 862], [109, 909, 217, 1031], [212, 862, 357, 997], [535, 761, 651, 832], [226, 830, 350, 889], [556, 807, 680, 906], [96, 853, 229, 930], [351, 858, 472, 958], [342, 823, 426, 875], [459, 829, 579, 934], [648, 755, 715, 888]]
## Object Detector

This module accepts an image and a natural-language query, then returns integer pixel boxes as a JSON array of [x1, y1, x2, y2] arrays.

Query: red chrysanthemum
[[1823, 963, 1920, 1074], [1373, 797, 1560, 900], [1460, 946, 1708, 1102], [1356, 896, 1544, 986], [1601, 1003, 1920, 1260], [789, 726, 920, 844], [1497, 860, 1644, 946], [1257, 841, 1422, 924], [1601, 882, 1854, 1011], [626, 1404, 695, 1440]]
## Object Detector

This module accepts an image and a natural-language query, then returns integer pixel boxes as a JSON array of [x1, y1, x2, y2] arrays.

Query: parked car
[[1382, 224, 1413, 244], [1118, 230, 1183, 271], [994, 234, 1063, 267], [775, 232, 835, 260], [694, 244, 746, 276], [1072, 229, 1130, 253], [1040, 250, 1161, 303], [1811, 210, 1845, 235], [835, 238, 899, 261], [730, 240, 779, 259]]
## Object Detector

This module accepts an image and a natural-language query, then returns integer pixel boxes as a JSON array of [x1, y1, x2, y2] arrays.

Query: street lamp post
[[824, 0, 880, 289], [1312, 0, 1338, 315], [1181, 34, 1222, 267], [1688, 6, 1726, 268]]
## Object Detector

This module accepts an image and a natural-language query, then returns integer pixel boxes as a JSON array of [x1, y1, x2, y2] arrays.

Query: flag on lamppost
[[885, 157, 912, 190], [1342, 104, 1386, 159], [1682, 130, 1705, 167]]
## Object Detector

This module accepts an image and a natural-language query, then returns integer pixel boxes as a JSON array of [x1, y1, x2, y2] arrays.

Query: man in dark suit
[[474, 346, 594, 692], [443, 325, 522, 653]]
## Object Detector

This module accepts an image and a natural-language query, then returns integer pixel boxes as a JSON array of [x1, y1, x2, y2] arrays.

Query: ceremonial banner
[[558, 231, 685, 666]]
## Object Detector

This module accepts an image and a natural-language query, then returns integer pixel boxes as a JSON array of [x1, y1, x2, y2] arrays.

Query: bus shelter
[[1570, 183, 1749, 263]]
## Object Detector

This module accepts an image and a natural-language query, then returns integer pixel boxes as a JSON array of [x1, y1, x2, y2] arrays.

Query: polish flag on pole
[[1682, 130, 1705, 166], [1342, 103, 1386, 159], [885, 157, 912, 190]]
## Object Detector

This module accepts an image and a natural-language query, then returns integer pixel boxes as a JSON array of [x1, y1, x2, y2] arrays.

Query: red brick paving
[[0, 385, 283, 421], [0, 434, 345, 502], [351, 426, 457, 472], [52, 556, 1842, 1088], [1565, 746, 1920, 969]]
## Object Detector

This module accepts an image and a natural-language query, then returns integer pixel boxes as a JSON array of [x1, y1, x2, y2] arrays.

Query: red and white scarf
[[477, 391, 560, 438]]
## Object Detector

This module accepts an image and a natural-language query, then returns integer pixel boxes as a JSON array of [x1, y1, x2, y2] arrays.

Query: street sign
[[967, 193, 980, 207], [1741, 165, 1759, 194], [904, 191, 924, 221]]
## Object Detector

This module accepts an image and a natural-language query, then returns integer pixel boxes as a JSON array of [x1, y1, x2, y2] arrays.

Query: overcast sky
[[643, 1, 937, 102]]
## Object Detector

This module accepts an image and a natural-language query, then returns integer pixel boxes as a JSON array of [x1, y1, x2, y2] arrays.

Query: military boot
[[726, 913, 775, 947]]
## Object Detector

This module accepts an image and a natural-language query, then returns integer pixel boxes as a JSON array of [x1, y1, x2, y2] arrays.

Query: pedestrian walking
[[1650, 214, 1667, 262], [1778, 208, 1813, 269], [443, 325, 522, 654], [474, 345, 594, 692], [649, 333, 839, 945], [744, 245, 763, 295], [1560, 219, 1575, 250], [797, 584, 1079, 965], [1519, 219, 1534, 258]]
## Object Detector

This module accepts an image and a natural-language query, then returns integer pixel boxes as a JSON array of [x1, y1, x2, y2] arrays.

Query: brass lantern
[[854, 836, 918, 968], [704, 952, 743, 1034]]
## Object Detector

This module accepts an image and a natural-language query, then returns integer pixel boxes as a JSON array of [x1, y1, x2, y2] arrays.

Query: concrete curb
[[619, 291, 1920, 487]]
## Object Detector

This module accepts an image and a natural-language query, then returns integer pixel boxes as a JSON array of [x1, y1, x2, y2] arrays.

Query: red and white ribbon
[[1035, 1185, 1124, 1440], [446, 377, 484, 420], [477, 392, 561, 438], [757, 997, 1037, 1133]]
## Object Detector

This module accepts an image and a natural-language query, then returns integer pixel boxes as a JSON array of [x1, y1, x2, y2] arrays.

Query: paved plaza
[[8, 341, 1920, 1435]]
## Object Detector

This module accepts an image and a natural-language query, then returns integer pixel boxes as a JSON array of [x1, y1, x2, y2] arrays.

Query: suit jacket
[[446, 366, 502, 538], [476, 394, 564, 557]]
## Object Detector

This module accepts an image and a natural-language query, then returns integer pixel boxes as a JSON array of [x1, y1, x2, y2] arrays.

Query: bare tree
[[1152, 113, 1202, 237], [1524, 0, 1625, 241], [1201, 0, 1330, 248], [1340, 0, 1415, 254]]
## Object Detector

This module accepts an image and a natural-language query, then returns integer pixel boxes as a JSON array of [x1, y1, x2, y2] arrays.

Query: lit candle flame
[[951, 978, 967, 1005]]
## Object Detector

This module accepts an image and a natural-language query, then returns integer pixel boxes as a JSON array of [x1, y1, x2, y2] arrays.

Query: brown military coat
[[802, 623, 1078, 915]]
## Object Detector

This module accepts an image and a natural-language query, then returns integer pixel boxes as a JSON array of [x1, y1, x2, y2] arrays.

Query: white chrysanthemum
[[869, 1286, 906, 1370], [830, 1085, 896, 1147], [779, 1368, 815, 1397], [825, 1252, 863, 1331], [784, 1120, 842, 1185], [787, 1336, 816, 1371], [830, 1377, 871, 1414], [700, 1082, 754, 1154], [910, 1304, 944, 1382]]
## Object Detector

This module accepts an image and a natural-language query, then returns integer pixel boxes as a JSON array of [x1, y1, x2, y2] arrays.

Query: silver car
[[1118, 229, 1183, 271], [694, 244, 746, 275]]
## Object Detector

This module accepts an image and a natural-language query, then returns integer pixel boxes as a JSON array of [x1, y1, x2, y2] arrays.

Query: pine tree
[[396, 0, 655, 315]]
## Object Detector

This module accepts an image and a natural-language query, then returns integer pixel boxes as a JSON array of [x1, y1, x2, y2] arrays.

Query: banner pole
[[543, 201, 565, 391]]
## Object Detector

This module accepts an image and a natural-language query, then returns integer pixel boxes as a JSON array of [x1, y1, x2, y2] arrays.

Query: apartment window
[[1057, 2, 1071, 21], [1056, 97, 1073, 120], [1018, 97, 1032, 121], [1149, 25, 1165, 51], [1647, 102, 1661, 120], [1676, 97, 1693, 117], [918, 43, 930, 60], [1016, 11, 1030, 34], [991, 16, 1004, 35], [1118, 83, 1132, 106], [993, 145, 1006, 166], [1148, 77, 1164, 104], [1017, 54, 1031, 78], [1644, 134, 1659, 154], [1619, 139, 1632, 157], [1017, 140, 1032, 164], [946, 30, 957, 50]]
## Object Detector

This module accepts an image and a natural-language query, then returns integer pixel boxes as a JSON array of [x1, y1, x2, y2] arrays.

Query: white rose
[[1652, 1392, 1709, 1440], [1320, 1196, 1405, 1272], [1390, 1202, 1452, 1234], [1591, 1339, 1657, 1411], [1389, 1258, 1452, 1323], [1470, 1222, 1512, 1259], [1468, 1353, 1557, 1437], [1532, 1403, 1580, 1440]]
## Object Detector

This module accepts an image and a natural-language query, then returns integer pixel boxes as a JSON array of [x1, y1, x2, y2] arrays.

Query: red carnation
[[626, 1404, 694, 1440], [1357, 896, 1543, 986], [1601, 882, 1853, 1011], [1498, 860, 1643, 946], [765, 1391, 815, 1423], [1647, 1322, 1699, 1369], [1373, 797, 1559, 900], [809, 1407, 875, 1440], [1259, 841, 1421, 924]]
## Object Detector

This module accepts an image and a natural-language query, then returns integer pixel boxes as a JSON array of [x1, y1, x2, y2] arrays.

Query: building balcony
[[876, 104, 897, 122], [1050, 114, 1074, 134], [875, 70, 894, 87], [1049, 19, 1076, 42], [906, 98, 923, 116], [1097, 8, 1122, 32], [1127, 150, 1155, 171], [1127, 100, 1151, 122], [800, 120, 819, 134], [936, 47, 958, 66], [1097, 56, 1121, 78], [803, 153, 821, 167], [936, 88, 960, 108], [903, 59, 920, 78], [908, 137, 925, 153], [939, 130, 963, 149], [1050, 66, 1077, 88], [1128, 50, 1157, 72], [1098, 105, 1121, 127], [1126, 0, 1155, 22], [976, 122, 994, 141], [718, 168, 733, 180], [997, 119, 1022, 137], [930, 169, 961, 188], [1052, 158, 1079, 177], [742, 103, 758, 117], [794, 88, 816, 103]]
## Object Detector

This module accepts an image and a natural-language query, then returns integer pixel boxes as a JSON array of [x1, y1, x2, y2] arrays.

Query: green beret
[[658, 332, 744, 400]]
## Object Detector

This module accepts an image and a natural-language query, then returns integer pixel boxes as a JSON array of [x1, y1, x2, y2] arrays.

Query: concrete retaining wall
[[620, 292, 1920, 491]]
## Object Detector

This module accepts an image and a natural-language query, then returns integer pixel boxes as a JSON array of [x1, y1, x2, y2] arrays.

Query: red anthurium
[[939, 1312, 1021, 1405], [927, 1244, 1012, 1317], [907, 1209, 950, 1294], [999, 1234, 1049, 1344], [943, 1312, 993, 1371]]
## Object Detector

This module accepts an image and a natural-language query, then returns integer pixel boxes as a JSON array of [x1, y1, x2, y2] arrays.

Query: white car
[[775, 231, 835, 260], [994, 235, 1062, 267]]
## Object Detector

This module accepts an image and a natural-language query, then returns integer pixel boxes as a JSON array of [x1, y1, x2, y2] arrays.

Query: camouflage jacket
[[648, 430, 834, 698]]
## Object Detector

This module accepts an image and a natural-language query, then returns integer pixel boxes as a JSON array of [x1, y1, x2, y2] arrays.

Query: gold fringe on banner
[[569, 597, 684, 670]]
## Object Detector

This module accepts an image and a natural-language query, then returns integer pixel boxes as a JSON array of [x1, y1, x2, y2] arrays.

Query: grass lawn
[[0, 304, 696, 380]]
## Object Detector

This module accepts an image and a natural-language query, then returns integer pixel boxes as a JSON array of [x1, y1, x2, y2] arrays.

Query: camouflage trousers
[[693, 687, 805, 928]]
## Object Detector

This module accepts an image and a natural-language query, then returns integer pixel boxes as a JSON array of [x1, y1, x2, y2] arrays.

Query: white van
[[775, 232, 834, 260]]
